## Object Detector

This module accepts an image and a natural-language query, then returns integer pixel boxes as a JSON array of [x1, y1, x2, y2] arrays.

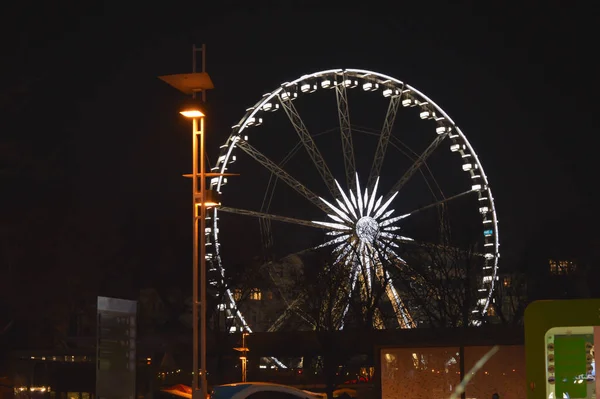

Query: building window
[[250, 288, 261, 300], [549, 259, 577, 275], [266, 291, 273, 300], [503, 276, 511, 287], [559, 260, 576, 273], [487, 305, 496, 316], [233, 289, 242, 301]]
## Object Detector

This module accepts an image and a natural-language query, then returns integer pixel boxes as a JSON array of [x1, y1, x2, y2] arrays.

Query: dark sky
[[1, 1, 597, 288]]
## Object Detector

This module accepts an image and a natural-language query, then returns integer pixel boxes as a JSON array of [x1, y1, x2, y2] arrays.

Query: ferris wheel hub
[[355, 216, 379, 244]]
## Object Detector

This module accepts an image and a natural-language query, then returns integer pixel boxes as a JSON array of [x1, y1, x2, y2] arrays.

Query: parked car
[[210, 382, 322, 399]]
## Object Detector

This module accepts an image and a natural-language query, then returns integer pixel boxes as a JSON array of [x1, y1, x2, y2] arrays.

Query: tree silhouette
[[295, 248, 352, 399], [391, 242, 481, 328], [491, 271, 527, 325]]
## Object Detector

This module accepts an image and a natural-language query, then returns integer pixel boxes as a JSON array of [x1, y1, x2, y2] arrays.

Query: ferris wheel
[[206, 69, 500, 342]]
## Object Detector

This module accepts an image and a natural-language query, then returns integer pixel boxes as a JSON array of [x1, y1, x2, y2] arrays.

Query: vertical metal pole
[[241, 356, 246, 382], [200, 43, 208, 399], [192, 117, 199, 398], [241, 334, 247, 382], [199, 116, 208, 399], [459, 345, 465, 399], [192, 44, 197, 74], [190, 42, 207, 399], [201, 44, 206, 102]]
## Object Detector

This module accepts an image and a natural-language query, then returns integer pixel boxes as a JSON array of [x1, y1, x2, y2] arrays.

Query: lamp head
[[195, 190, 221, 208], [180, 98, 205, 118]]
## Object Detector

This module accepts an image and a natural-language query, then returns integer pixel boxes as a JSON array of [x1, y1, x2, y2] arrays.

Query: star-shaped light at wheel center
[[312, 173, 413, 257], [310, 173, 416, 330]]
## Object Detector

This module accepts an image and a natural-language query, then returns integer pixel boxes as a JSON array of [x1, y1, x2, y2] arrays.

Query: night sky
[[1, 2, 597, 297]]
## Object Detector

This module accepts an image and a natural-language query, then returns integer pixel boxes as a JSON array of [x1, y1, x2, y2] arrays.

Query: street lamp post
[[233, 332, 250, 382], [192, 108, 206, 399], [159, 45, 217, 399], [181, 100, 224, 399]]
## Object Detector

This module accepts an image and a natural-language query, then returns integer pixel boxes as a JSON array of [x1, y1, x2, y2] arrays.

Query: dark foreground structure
[[7, 325, 523, 399]]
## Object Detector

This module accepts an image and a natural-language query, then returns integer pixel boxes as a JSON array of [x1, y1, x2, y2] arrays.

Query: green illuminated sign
[[554, 335, 587, 398], [525, 300, 600, 399]]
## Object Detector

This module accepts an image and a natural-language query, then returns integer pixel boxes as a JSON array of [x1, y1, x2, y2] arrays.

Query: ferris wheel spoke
[[373, 248, 416, 328], [218, 206, 327, 229], [265, 249, 329, 331], [397, 190, 476, 219], [358, 251, 373, 299], [384, 132, 449, 201], [259, 130, 344, 259], [258, 217, 273, 259], [235, 139, 330, 213], [259, 174, 279, 257], [267, 295, 316, 332], [278, 95, 339, 198], [357, 127, 446, 204], [384, 269, 416, 329], [367, 95, 402, 190], [346, 242, 371, 299], [260, 127, 348, 215], [387, 135, 446, 201], [338, 265, 359, 330], [259, 139, 318, 257], [395, 237, 485, 257], [334, 75, 357, 192]]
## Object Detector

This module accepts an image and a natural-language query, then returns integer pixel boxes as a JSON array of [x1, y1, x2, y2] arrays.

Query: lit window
[[549, 259, 577, 275], [559, 260, 576, 273], [250, 288, 261, 300], [487, 305, 496, 316], [503, 276, 511, 287], [233, 289, 242, 301], [549, 259, 557, 274], [559, 260, 568, 273]]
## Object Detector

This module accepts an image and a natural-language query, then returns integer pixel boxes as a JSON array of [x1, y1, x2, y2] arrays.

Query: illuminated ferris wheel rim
[[211, 68, 500, 331]]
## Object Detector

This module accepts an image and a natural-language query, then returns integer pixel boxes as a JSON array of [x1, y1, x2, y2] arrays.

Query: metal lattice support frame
[[278, 94, 339, 199], [206, 69, 500, 351], [235, 138, 330, 214], [383, 131, 450, 202], [335, 73, 357, 192], [368, 95, 402, 189], [219, 206, 325, 229]]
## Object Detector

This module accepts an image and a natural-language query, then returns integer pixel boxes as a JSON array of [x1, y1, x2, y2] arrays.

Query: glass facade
[[381, 345, 526, 399]]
